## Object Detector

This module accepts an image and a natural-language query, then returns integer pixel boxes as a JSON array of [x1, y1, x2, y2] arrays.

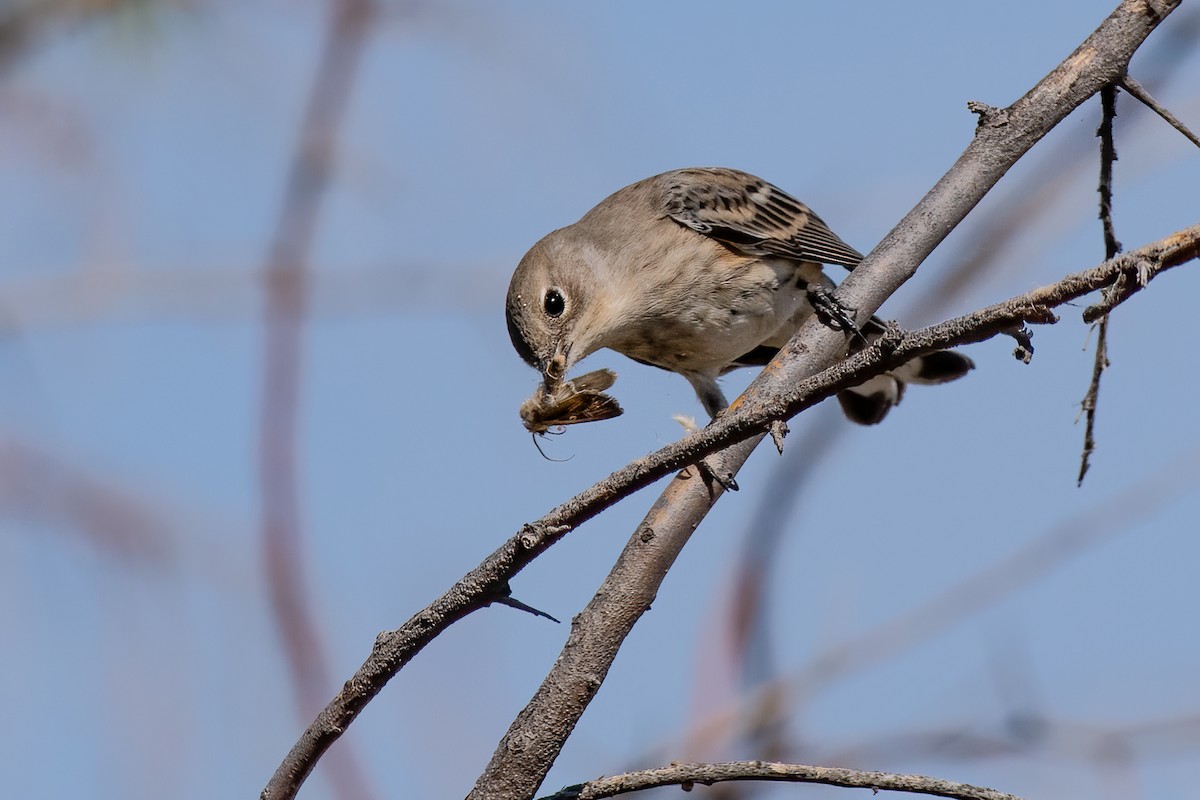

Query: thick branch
[[537, 761, 1022, 800], [262, 4, 1185, 798]]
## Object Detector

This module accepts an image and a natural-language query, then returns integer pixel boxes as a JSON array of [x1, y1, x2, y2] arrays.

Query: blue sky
[[2, 2, 1199, 798]]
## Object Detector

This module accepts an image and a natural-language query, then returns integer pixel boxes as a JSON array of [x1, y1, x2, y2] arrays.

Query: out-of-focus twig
[[692, 411, 840, 771], [0, 435, 172, 563], [677, 442, 1200, 756], [0, 261, 503, 327], [0, 0, 155, 73], [820, 709, 1200, 771], [258, 1, 376, 799]]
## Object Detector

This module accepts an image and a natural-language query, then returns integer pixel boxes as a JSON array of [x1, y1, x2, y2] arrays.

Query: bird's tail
[[836, 317, 974, 425]]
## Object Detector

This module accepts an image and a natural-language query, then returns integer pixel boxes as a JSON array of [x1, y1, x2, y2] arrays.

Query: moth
[[519, 368, 624, 435]]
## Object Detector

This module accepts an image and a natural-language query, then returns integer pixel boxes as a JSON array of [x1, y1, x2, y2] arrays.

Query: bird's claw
[[697, 457, 739, 492], [808, 288, 866, 345]]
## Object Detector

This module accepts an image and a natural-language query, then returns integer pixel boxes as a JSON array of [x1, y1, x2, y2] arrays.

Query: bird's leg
[[697, 459, 739, 493], [681, 376, 740, 492]]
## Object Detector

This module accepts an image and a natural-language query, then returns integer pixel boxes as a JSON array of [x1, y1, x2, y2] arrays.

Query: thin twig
[[1119, 74, 1200, 147], [536, 761, 1022, 800], [1078, 84, 1123, 486], [1098, 86, 1123, 260], [823, 702, 1200, 769]]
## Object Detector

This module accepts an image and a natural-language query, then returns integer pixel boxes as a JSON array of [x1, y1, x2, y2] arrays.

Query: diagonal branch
[[536, 761, 1023, 800], [262, 5, 1187, 798]]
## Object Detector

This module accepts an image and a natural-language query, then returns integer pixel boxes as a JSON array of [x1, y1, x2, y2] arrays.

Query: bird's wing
[[662, 167, 863, 269]]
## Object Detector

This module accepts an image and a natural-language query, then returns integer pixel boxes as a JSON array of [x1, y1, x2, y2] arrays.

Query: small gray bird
[[506, 167, 973, 425]]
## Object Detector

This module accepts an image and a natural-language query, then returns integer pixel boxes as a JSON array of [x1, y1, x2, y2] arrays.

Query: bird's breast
[[603, 254, 810, 375]]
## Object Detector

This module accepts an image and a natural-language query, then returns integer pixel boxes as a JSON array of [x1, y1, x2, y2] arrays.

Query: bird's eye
[[543, 288, 565, 317]]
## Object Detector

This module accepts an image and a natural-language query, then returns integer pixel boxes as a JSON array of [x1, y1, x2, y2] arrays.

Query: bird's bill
[[540, 342, 571, 383]]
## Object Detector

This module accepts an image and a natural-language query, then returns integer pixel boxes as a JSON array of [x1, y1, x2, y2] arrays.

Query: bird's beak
[[541, 341, 570, 384]]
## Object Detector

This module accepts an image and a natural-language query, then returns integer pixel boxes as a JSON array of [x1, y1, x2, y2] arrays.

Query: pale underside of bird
[[506, 167, 973, 431]]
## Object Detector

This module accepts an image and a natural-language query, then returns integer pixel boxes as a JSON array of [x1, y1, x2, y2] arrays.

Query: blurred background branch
[[258, 1, 377, 799], [0, 0, 158, 73]]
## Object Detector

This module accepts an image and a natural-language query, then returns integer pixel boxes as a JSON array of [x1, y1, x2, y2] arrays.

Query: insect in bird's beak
[[519, 368, 624, 438]]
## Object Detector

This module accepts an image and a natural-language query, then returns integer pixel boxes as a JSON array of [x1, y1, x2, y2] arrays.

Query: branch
[[536, 761, 1022, 800], [262, 5, 1186, 797]]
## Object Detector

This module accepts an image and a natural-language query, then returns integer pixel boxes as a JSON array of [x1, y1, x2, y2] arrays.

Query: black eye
[[543, 288, 565, 317]]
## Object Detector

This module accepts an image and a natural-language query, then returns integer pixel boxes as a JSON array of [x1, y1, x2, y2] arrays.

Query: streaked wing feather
[[663, 167, 863, 269]]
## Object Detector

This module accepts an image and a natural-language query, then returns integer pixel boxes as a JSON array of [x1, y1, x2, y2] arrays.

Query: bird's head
[[506, 229, 604, 384]]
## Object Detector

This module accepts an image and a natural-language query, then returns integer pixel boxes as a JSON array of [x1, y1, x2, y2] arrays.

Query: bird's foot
[[695, 457, 739, 493], [808, 287, 867, 346]]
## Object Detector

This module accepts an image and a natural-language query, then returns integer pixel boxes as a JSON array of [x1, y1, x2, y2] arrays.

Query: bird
[[505, 167, 973, 426]]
